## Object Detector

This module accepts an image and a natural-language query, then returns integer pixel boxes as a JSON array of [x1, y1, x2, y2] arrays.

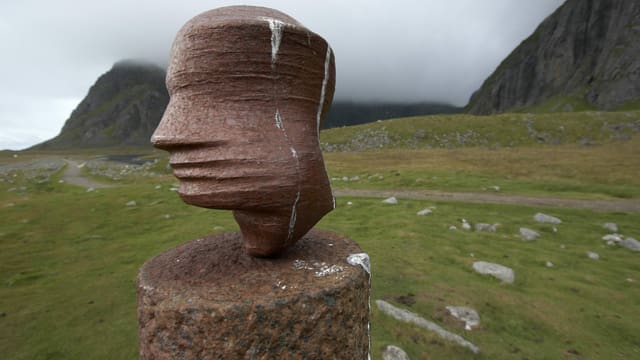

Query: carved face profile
[[151, 6, 336, 257]]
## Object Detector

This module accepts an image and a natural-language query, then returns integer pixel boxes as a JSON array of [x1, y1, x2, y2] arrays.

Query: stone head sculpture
[[151, 6, 336, 257]]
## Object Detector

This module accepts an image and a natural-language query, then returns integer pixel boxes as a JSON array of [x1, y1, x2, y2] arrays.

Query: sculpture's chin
[[233, 192, 334, 257]]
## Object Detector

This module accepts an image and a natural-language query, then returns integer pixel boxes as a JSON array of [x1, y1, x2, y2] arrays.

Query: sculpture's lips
[[169, 161, 282, 180], [170, 162, 231, 180]]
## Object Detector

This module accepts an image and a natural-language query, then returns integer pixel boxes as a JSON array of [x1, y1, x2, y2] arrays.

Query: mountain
[[467, 0, 640, 114], [323, 102, 461, 129], [32, 60, 169, 149]]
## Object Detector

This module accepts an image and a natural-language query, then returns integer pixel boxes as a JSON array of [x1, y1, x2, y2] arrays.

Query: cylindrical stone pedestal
[[137, 229, 370, 359]]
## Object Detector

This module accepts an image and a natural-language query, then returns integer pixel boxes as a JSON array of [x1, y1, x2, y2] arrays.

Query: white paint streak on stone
[[314, 264, 343, 277], [347, 253, 371, 275], [347, 253, 371, 359], [287, 190, 300, 241], [261, 17, 284, 64], [316, 46, 332, 136], [274, 110, 283, 129]]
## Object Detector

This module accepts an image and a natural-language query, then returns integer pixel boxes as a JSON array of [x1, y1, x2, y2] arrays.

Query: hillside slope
[[467, 0, 640, 114], [33, 60, 168, 149], [323, 102, 461, 129]]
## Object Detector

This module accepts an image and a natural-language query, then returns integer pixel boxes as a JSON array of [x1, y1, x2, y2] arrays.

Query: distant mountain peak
[[467, 0, 640, 114], [32, 60, 168, 149]]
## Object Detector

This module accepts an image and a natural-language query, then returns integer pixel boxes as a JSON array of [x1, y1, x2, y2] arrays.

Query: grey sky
[[0, 0, 564, 150]]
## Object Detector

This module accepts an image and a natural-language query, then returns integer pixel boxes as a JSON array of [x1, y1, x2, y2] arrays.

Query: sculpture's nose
[[150, 107, 186, 150], [150, 133, 180, 150]]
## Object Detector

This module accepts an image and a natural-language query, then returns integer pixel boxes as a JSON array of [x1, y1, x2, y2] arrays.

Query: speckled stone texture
[[151, 6, 336, 257], [137, 230, 370, 359]]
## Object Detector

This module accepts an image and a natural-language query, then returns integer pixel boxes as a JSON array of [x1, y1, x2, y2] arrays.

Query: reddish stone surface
[[137, 230, 370, 359], [151, 6, 336, 256]]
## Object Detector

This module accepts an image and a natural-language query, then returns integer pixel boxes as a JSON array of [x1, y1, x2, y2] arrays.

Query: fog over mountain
[[0, 0, 563, 150]]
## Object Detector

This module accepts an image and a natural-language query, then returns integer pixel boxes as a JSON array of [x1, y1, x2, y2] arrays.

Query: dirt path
[[57, 158, 639, 212], [62, 159, 114, 189], [333, 188, 640, 213]]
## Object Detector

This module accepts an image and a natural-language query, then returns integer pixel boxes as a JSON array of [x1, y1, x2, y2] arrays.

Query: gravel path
[[334, 189, 640, 213], [62, 159, 114, 189], [6, 157, 639, 212]]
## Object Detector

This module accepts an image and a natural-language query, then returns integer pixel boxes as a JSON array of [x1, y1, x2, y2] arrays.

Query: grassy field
[[1, 176, 639, 359], [321, 110, 640, 199], [1, 110, 640, 359], [324, 137, 640, 200], [320, 110, 640, 150]]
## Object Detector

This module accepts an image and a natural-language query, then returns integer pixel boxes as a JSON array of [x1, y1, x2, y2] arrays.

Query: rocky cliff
[[467, 0, 640, 114], [33, 60, 168, 149]]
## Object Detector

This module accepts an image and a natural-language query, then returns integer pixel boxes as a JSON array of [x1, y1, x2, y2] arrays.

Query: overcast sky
[[0, 0, 564, 150]]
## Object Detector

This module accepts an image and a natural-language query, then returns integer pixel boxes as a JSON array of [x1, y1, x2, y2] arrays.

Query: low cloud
[[0, 0, 564, 149]]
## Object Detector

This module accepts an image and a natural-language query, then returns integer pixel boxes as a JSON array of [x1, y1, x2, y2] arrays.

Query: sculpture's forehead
[[183, 5, 304, 31]]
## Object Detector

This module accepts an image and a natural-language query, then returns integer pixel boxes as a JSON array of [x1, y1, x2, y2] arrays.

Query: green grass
[[512, 94, 596, 113], [1, 173, 639, 359], [320, 110, 640, 150], [615, 99, 640, 112], [2, 110, 640, 358], [325, 198, 640, 359], [324, 138, 640, 199], [319, 111, 640, 199]]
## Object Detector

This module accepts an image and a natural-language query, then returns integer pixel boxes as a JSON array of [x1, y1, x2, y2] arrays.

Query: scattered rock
[[58, 180, 65, 183], [376, 299, 480, 354], [155, 185, 162, 189], [382, 196, 398, 205], [620, 237, 640, 252], [461, 219, 471, 231], [86, 187, 95, 193], [603, 223, 618, 232], [587, 251, 600, 260], [472, 261, 515, 283], [163, 214, 171, 219], [445, 306, 480, 330], [342, 176, 349, 181], [347, 201, 353, 206], [349, 176, 360, 182], [416, 209, 432, 216], [126, 200, 137, 207], [487, 185, 500, 191], [382, 345, 410, 360], [475, 223, 498, 232], [560, 244, 566, 249], [534, 213, 562, 224], [546, 261, 554, 268], [602, 234, 623, 243], [449, 226, 457, 231], [520, 227, 540, 241]]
